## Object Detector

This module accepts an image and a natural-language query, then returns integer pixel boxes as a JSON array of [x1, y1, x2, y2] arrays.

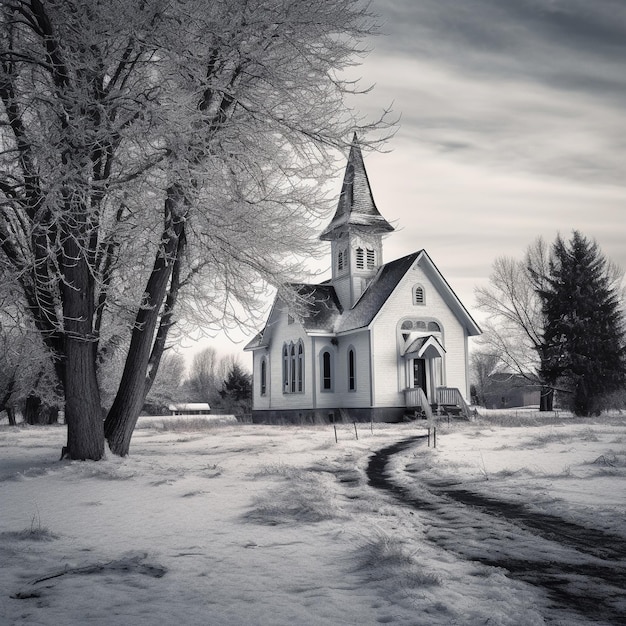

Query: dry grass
[[245, 470, 342, 525], [355, 534, 441, 587], [136, 415, 237, 432]]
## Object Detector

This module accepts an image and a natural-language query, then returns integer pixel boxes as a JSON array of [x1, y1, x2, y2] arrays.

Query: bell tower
[[320, 134, 394, 309]]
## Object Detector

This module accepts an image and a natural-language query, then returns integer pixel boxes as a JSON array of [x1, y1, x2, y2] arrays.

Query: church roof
[[244, 249, 481, 348], [334, 252, 420, 332], [402, 335, 446, 359], [319, 134, 394, 241]]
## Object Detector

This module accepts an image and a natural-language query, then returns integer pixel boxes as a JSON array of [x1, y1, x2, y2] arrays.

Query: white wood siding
[[371, 260, 470, 408], [258, 304, 314, 411]]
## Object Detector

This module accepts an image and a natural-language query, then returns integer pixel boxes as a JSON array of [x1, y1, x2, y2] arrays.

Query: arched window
[[355, 247, 364, 269], [321, 350, 333, 391], [413, 284, 425, 305], [290, 343, 296, 392], [282, 344, 289, 393], [260, 358, 267, 396], [297, 341, 304, 393], [348, 348, 356, 391], [427, 321, 441, 332], [282, 341, 305, 394]]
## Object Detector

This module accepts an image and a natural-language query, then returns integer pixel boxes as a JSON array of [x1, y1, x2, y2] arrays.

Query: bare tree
[[0, 293, 61, 424], [469, 350, 501, 407], [143, 352, 186, 414], [187, 348, 240, 408], [475, 238, 555, 410], [0, 0, 389, 458]]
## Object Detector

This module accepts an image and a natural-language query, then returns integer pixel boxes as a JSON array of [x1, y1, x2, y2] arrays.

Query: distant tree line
[[1, 345, 252, 423]]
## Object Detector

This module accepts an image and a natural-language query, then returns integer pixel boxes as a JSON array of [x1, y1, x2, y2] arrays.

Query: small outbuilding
[[168, 403, 211, 416]]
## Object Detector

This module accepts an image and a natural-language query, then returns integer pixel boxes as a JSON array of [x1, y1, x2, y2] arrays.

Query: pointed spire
[[320, 133, 394, 241]]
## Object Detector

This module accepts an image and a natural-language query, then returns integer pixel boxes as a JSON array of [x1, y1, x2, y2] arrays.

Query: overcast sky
[[191, 0, 626, 361]]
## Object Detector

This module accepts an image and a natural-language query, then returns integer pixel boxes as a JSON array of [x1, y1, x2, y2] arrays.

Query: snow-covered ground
[[0, 411, 624, 625]]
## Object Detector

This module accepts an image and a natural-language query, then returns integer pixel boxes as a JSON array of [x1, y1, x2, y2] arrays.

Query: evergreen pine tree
[[220, 364, 253, 414], [539, 231, 625, 416]]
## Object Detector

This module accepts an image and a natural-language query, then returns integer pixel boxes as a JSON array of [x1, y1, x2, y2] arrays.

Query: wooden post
[[334, 424, 338, 443], [434, 426, 437, 448], [428, 427, 431, 447], [353, 422, 358, 440]]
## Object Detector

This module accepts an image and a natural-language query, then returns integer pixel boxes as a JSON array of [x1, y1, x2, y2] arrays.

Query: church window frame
[[297, 340, 304, 393], [355, 247, 364, 270], [348, 347, 356, 391], [366, 248, 375, 269], [260, 357, 267, 396], [282, 344, 289, 392], [290, 343, 297, 392], [282, 341, 305, 395], [413, 284, 426, 305], [320, 349, 333, 392]]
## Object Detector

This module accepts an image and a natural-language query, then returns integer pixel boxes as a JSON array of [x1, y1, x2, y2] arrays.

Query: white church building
[[245, 136, 481, 423]]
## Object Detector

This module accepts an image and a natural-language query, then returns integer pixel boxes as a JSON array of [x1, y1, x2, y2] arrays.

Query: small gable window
[[287, 314, 294, 325], [413, 284, 425, 305], [355, 247, 364, 270], [366, 248, 375, 269]]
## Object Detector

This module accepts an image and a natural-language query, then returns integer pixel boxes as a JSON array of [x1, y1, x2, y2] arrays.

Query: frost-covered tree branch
[[0, 0, 392, 459]]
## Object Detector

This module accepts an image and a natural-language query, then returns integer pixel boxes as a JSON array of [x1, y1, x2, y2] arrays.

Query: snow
[[0, 411, 624, 625]]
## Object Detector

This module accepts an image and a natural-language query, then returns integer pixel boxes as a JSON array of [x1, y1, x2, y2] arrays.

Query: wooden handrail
[[404, 387, 433, 420]]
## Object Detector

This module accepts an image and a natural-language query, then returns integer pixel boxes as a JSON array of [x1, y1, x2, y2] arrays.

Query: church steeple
[[321, 134, 394, 310], [320, 133, 394, 241]]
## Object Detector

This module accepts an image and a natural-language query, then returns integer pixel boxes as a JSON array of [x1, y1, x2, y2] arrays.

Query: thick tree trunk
[[60, 223, 104, 460], [105, 186, 186, 456], [63, 334, 104, 458], [7, 406, 17, 426]]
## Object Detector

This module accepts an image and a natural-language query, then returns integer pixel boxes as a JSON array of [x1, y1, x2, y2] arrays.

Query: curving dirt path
[[366, 436, 626, 624]]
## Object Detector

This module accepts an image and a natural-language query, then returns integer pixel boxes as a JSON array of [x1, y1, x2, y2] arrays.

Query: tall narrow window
[[321, 350, 332, 391], [366, 248, 375, 269], [348, 348, 356, 391], [290, 343, 296, 393], [337, 250, 344, 272], [297, 342, 304, 392], [282, 344, 289, 392], [260, 358, 267, 396], [356, 247, 364, 269]]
